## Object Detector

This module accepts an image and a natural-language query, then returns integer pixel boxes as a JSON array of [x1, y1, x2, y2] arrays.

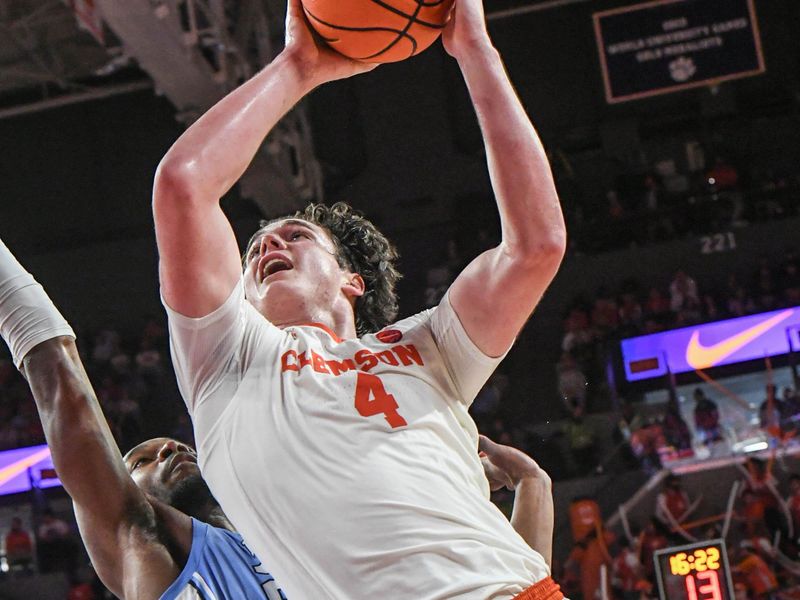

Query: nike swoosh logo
[[686, 309, 795, 369]]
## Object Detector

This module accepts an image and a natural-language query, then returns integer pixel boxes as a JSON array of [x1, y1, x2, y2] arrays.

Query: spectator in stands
[[562, 400, 597, 477], [561, 306, 595, 355], [754, 263, 778, 312], [739, 458, 783, 538], [617, 291, 644, 338], [786, 474, 800, 542], [4, 516, 33, 574], [701, 292, 721, 322], [556, 352, 587, 414], [759, 384, 785, 435], [662, 395, 692, 454], [68, 572, 97, 600], [669, 270, 699, 313], [643, 286, 671, 326], [613, 401, 648, 471], [639, 517, 668, 581], [733, 544, 778, 599], [90, 329, 120, 364], [36, 509, 75, 575], [781, 387, 800, 428], [693, 388, 722, 445], [727, 284, 757, 318], [611, 536, 648, 600], [590, 289, 619, 338], [655, 475, 698, 542]]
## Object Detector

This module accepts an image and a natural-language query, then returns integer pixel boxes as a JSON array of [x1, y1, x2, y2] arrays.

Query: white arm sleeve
[[428, 292, 510, 407]]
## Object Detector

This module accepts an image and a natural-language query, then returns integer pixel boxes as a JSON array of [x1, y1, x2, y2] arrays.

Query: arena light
[[620, 306, 800, 382]]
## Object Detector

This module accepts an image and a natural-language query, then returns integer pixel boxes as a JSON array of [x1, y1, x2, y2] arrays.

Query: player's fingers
[[478, 434, 497, 454]]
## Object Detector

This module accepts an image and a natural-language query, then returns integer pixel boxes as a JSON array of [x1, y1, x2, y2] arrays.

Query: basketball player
[[0, 238, 287, 599], [153, 0, 566, 597]]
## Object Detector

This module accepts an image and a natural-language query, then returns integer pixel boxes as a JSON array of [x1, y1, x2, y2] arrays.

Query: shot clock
[[654, 540, 734, 600]]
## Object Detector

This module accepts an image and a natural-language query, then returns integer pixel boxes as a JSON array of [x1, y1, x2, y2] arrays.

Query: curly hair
[[246, 202, 401, 336]]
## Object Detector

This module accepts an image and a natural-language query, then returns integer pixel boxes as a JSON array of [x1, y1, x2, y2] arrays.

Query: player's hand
[[283, 0, 376, 86], [479, 435, 550, 492], [442, 0, 494, 61]]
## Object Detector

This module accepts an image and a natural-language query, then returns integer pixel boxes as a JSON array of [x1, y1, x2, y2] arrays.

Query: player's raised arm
[[479, 436, 554, 567], [442, 0, 566, 358], [0, 239, 176, 599], [154, 0, 375, 318]]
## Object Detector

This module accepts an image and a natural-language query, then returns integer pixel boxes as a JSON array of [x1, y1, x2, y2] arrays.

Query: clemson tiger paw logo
[[669, 56, 696, 82]]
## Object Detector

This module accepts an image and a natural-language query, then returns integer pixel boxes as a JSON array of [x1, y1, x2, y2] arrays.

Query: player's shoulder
[[361, 306, 437, 346]]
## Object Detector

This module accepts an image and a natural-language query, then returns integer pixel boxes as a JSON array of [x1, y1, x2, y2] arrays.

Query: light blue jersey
[[160, 519, 287, 600]]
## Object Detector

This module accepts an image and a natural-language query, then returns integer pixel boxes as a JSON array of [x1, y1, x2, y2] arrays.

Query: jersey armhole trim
[[158, 519, 207, 600], [440, 291, 511, 364]]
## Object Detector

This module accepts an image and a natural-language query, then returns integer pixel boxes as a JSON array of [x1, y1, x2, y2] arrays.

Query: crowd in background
[[561, 152, 800, 254], [555, 459, 800, 599], [559, 249, 800, 416], [0, 316, 188, 455]]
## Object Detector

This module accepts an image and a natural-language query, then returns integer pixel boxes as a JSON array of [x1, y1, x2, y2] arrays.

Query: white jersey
[[165, 281, 549, 600]]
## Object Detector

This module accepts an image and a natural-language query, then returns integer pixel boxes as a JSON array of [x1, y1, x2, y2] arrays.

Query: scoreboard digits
[[654, 540, 734, 600]]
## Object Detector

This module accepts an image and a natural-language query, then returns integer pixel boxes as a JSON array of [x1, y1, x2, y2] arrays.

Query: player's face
[[243, 218, 359, 322], [124, 437, 201, 498]]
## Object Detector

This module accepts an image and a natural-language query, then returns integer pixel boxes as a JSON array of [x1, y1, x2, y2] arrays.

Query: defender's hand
[[479, 435, 550, 492], [442, 0, 494, 61], [283, 0, 377, 87]]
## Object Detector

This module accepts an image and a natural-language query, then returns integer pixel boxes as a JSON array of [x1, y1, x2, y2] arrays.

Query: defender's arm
[[479, 436, 554, 567], [22, 338, 179, 598]]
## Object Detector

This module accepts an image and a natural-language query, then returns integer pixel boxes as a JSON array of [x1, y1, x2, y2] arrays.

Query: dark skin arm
[[479, 435, 554, 567], [21, 337, 189, 599]]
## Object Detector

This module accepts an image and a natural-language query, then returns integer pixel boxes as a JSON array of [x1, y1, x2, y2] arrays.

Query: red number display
[[686, 571, 722, 600], [354, 373, 407, 428]]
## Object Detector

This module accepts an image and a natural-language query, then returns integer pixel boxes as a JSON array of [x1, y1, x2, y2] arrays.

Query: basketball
[[300, 0, 455, 63]]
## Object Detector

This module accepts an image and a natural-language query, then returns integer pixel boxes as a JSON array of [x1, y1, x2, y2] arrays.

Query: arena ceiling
[[0, 0, 128, 116], [0, 0, 589, 118]]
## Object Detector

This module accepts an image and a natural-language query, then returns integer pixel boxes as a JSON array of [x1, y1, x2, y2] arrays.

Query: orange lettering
[[311, 351, 330, 374], [376, 350, 399, 366], [394, 344, 423, 367], [355, 350, 379, 372], [281, 350, 299, 372], [326, 358, 356, 376], [298, 352, 312, 370]]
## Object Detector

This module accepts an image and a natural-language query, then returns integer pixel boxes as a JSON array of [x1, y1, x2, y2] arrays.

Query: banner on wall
[[620, 306, 800, 382], [593, 0, 765, 103]]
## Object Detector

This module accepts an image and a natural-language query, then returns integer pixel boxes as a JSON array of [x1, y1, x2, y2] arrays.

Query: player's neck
[[197, 502, 235, 532], [272, 301, 358, 340]]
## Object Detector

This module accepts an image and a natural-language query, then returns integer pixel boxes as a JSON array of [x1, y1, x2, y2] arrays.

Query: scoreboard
[[654, 540, 735, 600]]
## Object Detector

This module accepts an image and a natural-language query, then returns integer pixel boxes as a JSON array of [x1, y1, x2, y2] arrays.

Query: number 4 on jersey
[[354, 373, 407, 428]]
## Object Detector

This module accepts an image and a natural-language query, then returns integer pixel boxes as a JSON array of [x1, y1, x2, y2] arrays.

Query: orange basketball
[[301, 0, 455, 63]]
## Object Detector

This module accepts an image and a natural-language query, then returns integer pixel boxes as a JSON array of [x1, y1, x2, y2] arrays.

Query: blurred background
[[2, 0, 800, 597]]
